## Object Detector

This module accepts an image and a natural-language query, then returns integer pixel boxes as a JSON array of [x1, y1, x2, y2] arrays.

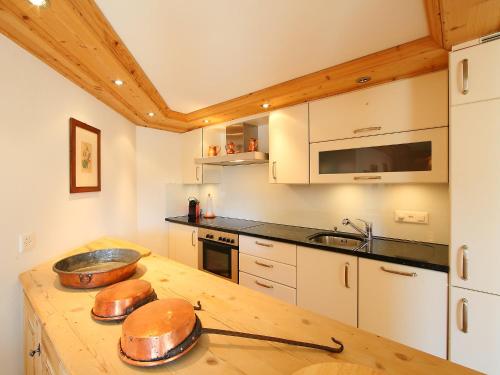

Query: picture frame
[[69, 118, 101, 193]]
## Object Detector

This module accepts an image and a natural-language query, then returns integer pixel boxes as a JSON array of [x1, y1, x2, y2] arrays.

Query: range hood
[[195, 151, 269, 166], [196, 122, 269, 166]]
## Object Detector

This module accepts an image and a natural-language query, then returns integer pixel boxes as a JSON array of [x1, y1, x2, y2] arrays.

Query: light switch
[[394, 210, 429, 224]]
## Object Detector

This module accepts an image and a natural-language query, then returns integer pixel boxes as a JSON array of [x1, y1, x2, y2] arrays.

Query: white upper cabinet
[[269, 103, 309, 184], [182, 128, 203, 184], [297, 246, 357, 327], [309, 71, 448, 143], [358, 258, 447, 358], [310, 127, 448, 184], [450, 39, 500, 106], [450, 98, 500, 295]]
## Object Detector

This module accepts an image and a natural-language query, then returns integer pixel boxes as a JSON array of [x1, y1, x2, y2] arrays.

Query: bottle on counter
[[204, 194, 215, 219]]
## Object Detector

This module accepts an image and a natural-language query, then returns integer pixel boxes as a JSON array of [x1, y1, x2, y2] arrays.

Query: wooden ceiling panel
[[0, 1, 496, 132], [440, 0, 500, 50]]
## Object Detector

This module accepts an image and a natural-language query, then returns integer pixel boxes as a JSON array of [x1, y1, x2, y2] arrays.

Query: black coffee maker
[[188, 197, 200, 221]]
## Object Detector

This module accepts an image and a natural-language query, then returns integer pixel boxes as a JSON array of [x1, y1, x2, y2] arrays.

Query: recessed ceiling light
[[113, 79, 124, 86], [147, 112, 155, 117], [28, 0, 48, 7], [356, 76, 371, 84], [261, 103, 270, 109], [203, 119, 210, 124]]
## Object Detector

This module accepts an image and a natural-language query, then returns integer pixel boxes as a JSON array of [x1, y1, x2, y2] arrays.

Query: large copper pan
[[119, 299, 344, 367], [53, 249, 141, 288], [91, 279, 157, 322]]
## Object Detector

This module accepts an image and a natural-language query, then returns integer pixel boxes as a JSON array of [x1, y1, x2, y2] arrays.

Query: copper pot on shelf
[[247, 138, 258, 152], [118, 298, 344, 367], [225, 142, 236, 154], [207, 145, 221, 157]]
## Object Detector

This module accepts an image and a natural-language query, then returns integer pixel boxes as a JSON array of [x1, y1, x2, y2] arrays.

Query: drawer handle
[[353, 126, 382, 134], [354, 176, 381, 181], [461, 298, 469, 333], [255, 241, 273, 248], [462, 59, 469, 95], [272, 161, 277, 180], [29, 344, 41, 357], [255, 260, 274, 268], [192, 230, 196, 247], [461, 245, 469, 280], [344, 262, 350, 288], [380, 266, 417, 277], [255, 280, 274, 289]]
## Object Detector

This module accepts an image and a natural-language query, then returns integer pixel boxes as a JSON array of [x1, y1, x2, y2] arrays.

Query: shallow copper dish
[[53, 249, 141, 289], [118, 298, 344, 367], [91, 279, 157, 322]]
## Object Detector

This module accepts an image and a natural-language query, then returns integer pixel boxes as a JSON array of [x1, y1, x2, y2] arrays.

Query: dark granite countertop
[[166, 216, 448, 272]]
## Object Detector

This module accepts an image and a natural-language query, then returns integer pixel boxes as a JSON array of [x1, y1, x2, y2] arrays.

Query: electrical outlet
[[394, 210, 429, 224], [19, 233, 36, 253]]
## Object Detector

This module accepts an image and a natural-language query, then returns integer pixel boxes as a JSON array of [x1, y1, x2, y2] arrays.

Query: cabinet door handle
[[353, 126, 382, 134], [255, 280, 274, 289], [462, 58, 469, 95], [195, 166, 200, 181], [380, 266, 417, 277], [191, 230, 196, 247], [255, 241, 273, 248], [461, 298, 469, 333], [29, 344, 41, 357], [255, 260, 273, 268], [272, 161, 277, 180], [344, 262, 350, 288], [461, 245, 469, 280], [354, 176, 381, 181]]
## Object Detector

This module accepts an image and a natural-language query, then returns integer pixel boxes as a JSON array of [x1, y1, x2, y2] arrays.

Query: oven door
[[198, 240, 238, 283]]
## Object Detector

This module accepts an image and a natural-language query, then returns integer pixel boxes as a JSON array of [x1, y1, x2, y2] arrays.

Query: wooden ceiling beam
[[1, 0, 497, 133], [185, 37, 448, 127], [440, 0, 500, 50]]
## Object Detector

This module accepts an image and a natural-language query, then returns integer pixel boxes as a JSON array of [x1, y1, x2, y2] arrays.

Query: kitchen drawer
[[239, 253, 296, 288], [239, 271, 296, 305], [239, 235, 296, 266]]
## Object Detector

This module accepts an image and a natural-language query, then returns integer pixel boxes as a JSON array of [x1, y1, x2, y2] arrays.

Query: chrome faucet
[[342, 218, 373, 241]]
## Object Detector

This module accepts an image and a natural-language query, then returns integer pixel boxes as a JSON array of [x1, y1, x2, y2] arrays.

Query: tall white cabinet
[[181, 128, 203, 184], [449, 36, 500, 374]]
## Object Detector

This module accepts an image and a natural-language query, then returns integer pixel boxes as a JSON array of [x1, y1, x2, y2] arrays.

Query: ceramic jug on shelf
[[225, 142, 236, 154]]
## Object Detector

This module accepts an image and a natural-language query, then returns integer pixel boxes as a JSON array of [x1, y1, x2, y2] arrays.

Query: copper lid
[[120, 299, 197, 362], [92, 279, 155, 321]]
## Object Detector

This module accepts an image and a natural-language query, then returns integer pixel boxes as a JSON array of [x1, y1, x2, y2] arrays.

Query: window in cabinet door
[[318, 141, 432, 175]]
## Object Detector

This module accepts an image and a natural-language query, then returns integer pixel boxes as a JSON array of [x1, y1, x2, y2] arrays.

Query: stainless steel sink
[[307, 232, 366, 251]]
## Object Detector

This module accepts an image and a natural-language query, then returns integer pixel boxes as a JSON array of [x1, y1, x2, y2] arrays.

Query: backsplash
[[173, 164, 449, 244]]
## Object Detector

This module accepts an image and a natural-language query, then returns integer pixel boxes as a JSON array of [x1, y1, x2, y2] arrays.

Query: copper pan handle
[[79, 273, 93, 285], [202, 328, 344, 353]]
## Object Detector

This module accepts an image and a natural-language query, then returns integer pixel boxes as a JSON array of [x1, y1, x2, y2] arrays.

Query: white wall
[[0, 35, 137, 375], [136, 127, 185, 256], [203, 164, 449, 244]]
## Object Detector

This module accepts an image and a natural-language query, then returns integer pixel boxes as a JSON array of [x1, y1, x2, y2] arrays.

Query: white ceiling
[[97, 0, 429, 113]]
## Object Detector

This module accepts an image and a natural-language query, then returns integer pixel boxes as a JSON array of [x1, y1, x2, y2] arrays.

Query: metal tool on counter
[[118, 298, 344, 367], [52, 248, 141, 288]]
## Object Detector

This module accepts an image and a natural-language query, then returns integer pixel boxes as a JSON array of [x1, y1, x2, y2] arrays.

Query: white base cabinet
[[239, 271, 296, 305], [450, 287, 500, 374], [168, 223, 198, 268], [358, 258, 447, 358], [297, 246, 357, 327]]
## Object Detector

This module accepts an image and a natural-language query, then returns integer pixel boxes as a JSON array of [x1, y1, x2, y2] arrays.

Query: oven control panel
[[198, 227, 239, 247]]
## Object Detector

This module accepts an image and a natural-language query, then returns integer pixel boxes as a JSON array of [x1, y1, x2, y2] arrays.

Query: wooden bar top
[[20, 238, 477, 375]]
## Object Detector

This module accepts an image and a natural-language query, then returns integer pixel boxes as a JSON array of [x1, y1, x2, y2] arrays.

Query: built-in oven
[[198, 227, 239, 283]]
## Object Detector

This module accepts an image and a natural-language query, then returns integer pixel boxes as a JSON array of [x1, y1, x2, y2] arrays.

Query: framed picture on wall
[[69, 118, 101, 193]]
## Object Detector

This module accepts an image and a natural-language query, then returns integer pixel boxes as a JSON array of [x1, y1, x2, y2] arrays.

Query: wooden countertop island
[[20, 238, 477, 375]]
